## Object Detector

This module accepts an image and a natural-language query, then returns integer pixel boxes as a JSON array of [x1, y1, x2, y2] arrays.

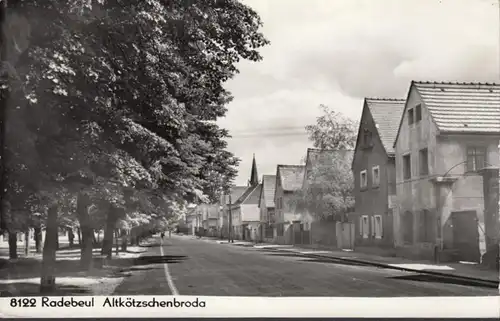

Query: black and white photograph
[[0, 0, 499, 317]]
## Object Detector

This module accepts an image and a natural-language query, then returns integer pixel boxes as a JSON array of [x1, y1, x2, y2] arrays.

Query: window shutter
[[359, 217, 363, 236]]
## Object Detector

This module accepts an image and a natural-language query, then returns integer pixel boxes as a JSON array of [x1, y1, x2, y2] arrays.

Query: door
[[451, 211, 481, 263]]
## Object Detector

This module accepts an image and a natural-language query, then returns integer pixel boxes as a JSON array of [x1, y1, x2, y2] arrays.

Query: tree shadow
[[266, 252, 303, 258], [0, 283, 92, 297], [388, 274, 499, 289], [297, 258, 371, 267], [133, 255, 187, 265]]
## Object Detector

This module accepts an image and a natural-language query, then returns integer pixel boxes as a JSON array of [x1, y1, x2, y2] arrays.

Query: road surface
[[113, 235, 498, 296]]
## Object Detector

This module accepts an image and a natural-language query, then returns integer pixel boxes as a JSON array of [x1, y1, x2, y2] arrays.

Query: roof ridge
[[277, 164, 304, 168], [365, 97, 405, 102], [413, 80, 500, 86]]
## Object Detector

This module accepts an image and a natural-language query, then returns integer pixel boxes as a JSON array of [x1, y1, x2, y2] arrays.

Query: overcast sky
[[217, 0, 500, 186]]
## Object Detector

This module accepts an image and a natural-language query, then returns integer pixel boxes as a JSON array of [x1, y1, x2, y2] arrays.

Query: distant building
[[273, 164, 305, 244], [258, 174, 276, 242]]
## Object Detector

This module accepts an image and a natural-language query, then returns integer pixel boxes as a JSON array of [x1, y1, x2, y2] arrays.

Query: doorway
[[450, 211, 481, 263]]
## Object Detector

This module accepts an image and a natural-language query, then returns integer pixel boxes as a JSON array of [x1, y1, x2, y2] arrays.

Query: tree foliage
[[305, 104, 358, 150], [1, 0, 269, 237], [293, 106, 357, 221], [293, 150, 354, 221]]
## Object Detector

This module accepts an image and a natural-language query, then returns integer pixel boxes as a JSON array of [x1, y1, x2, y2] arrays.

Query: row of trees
[[0, 0, 269, 293]]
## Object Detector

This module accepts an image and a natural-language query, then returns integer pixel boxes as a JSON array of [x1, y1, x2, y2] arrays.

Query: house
[[258, 175, 276, 242], [221, 154, 260, 240], [221, 186, 247, 239], [185, 206, 199, 235], [199, 204, 220, 237], [273, 164, 305, 244], [230, 183, 262, 241], [351, 98, 406, 249], [393, 81, 500, 263]]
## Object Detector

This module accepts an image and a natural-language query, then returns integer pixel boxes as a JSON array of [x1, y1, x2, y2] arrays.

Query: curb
[[270, 247, 499, 288]]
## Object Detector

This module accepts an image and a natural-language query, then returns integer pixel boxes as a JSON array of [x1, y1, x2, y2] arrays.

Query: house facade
[[351, 98, 405, 249], [221, 154, 260, 240], [258, 175, 276, 242], [273, 165, 305, 244], [231, 183, 262, 241], [393, 81, 500, 262], [199, 204, 220, 236]]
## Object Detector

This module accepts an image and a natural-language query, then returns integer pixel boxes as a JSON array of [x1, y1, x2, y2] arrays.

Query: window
[[361, 215, 369, 238], [418, 210, 433, 243], [419, 148, 429, 176], [407, 109, 414, 125], [466, 147, 486, 172], [372, 166, 380, 187], [374, 215, 383, 239], [362, 128, 373, 148], [415, 104, 422, 122], [360, 170, 368, 188], [403, 154, 411, 180]]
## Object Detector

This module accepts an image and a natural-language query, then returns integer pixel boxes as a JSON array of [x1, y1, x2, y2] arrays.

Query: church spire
[[248, 153, 259, 186]]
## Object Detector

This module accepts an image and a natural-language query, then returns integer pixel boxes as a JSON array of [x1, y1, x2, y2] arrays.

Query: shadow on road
[[388, 273, 498, 289], [266, 252, 304, 258], [134, 255, 187, 265], [298, 258, 372, 267]]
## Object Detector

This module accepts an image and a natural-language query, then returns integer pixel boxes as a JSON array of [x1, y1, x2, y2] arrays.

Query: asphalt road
[[113, 235, 498, 296]]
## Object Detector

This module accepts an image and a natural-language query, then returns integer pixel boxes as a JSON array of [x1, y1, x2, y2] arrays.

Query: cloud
[[219, 0, 499, 185]]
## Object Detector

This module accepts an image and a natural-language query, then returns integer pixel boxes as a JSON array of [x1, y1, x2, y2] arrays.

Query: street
[[113, 235, 498, 297]]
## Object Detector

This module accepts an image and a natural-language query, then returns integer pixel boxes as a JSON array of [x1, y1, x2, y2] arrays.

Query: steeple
[[248, 153, 259, 186]]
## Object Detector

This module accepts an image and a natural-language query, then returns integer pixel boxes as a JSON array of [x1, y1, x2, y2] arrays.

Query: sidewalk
[[0, 238, 149, 296], [214, 239, 499, 285]]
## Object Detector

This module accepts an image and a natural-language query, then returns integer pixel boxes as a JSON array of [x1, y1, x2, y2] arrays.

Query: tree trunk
[[24, 228, 30, 256], [8, 231, 17, 259], [34, 227, 42, 253], [120, 229, 128, 252], [77, 227, 82, 247], [101, 208, 117, 258], [40, 205, 59, 293], [76, 192, 93, 270], [68, 228, 74, 248], [55, 231, 59, 250], [114, 229, 119, 256], [129, 227, 136, 246]]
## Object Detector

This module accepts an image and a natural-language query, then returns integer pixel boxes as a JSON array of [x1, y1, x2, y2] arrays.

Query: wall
[[395, 86, 438, 250], [259, 192, 268, 223], [395, 85, 500, 259], [310, 221, 337, 247], [352, 104, 393, 247], [241, 204, 260, 222]]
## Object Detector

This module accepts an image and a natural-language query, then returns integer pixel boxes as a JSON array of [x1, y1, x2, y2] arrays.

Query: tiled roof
[[242, 184, 262, 205], [365, 98, 406, 154], [306, 148, 354, 166], [224, 186, 248, 205], [278, 165, 305, 192], [414, 81, 500, 133], [261, 175, 276, 208]]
